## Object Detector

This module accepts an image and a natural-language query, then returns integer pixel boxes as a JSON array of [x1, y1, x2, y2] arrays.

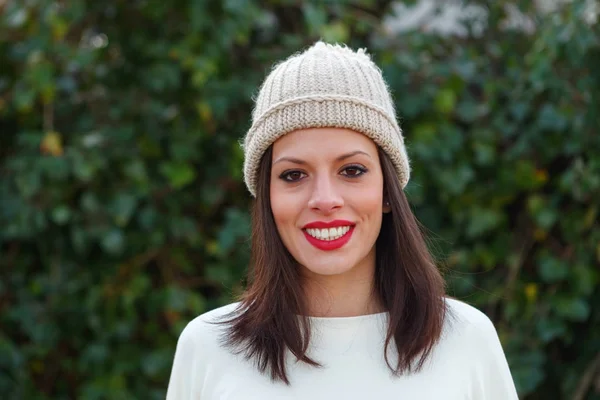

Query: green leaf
[[216, 207, 250, 254], [466, 207, 503, 238], [571, 264, 598, 296], [165, 286, 188, 312], [70, 225, 89, 255], [538, 253, 569, 283], [159, 162, 196, 189], [14, 88, 36, 111], [472, 141, 496, 166], [509, 102, 530, 122], [100, 229, 125, 256], [109, 193, 137, 226], [5, 7, 29, 28], [555, 298, 591, 322], [303, 3, 327, 35], [434, 89, 457, 114], [141, 350, 172, 378], [537, 103, 568, 131], [536, 318, 567, 343], [14, 171, 42, 198], [456, 100, 486, 122], [320, 21, 349, 43], [51, 205, 71, 225]]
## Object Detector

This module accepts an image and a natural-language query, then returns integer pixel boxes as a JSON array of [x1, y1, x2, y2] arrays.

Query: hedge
[[1, 1, 598, 399]]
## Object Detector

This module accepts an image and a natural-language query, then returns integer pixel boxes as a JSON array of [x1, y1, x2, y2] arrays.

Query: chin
[[303, 265, 350, 277], [299, 255, 357, 277]]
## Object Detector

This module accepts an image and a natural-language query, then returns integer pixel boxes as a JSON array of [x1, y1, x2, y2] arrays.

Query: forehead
[[272, 128, 378, 159]]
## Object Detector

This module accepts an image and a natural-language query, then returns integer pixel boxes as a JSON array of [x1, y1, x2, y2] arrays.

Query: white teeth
[[305, 226, 352, 241]]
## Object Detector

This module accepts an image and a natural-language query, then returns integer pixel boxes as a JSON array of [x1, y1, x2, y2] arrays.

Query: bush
[[376, 2, 600, 398], [1, 1, 598, 398]]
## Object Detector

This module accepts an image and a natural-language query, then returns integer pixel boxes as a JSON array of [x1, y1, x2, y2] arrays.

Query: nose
[[307, 174, 344, 214]]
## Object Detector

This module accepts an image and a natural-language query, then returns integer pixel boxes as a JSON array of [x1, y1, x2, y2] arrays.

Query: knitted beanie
[[242, 41, 410, 197]]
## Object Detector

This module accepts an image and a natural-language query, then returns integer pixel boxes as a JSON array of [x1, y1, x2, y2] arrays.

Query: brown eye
[[280, 170, 306, 182], [341, 165, 367, 178]]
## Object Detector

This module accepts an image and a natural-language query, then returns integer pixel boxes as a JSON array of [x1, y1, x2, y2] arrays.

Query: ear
[[383, 198, 391, 214]]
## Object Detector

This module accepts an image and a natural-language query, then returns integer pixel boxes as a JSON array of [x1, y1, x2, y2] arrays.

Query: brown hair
[[217, 145, 447, 385]]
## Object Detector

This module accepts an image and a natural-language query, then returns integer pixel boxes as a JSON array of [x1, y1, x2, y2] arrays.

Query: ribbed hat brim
[[243, 96, 410, 197]]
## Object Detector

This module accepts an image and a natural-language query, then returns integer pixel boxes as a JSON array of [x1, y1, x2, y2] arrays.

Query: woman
[[166, 41, 519, 399]]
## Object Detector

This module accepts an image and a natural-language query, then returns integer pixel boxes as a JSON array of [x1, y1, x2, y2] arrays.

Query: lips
[[302, 220, 355, 229], [302, 220, 355, 251]]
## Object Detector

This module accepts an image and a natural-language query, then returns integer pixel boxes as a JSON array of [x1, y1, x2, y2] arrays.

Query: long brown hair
[[217, 145, 447, 385]]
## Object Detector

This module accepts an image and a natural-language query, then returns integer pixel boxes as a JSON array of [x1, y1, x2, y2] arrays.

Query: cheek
[[361, 195, 383, 222], [355, 181, 384, 215], [270, 185, 296, 230]]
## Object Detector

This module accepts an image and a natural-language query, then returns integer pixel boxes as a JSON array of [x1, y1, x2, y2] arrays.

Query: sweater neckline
[[303, 310, 389, 329], [306, 310, 388, 320]]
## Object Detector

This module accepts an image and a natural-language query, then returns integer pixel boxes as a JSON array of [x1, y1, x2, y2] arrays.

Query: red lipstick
[[302, 220, 355, 251], [302, 220, 354, 229]]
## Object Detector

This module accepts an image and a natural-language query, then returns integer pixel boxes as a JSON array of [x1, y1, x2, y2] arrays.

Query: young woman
[[166, 41, 519, 399]]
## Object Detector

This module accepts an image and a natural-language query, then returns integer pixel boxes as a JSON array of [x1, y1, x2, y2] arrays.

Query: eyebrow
[[272, 150, 372, 166]]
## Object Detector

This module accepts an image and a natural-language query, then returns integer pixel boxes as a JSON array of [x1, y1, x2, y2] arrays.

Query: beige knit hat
[[242, 41, 410, 197]]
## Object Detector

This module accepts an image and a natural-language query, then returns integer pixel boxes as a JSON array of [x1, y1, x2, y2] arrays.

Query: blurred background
[[1, 0, 599, 398]]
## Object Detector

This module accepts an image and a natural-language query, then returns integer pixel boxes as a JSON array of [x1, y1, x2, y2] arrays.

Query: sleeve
[[468, 314, 519, 400], [166, 321, 204, 400]]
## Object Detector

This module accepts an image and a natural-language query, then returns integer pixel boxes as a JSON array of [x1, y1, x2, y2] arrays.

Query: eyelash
[[279, 165, 368, 182]]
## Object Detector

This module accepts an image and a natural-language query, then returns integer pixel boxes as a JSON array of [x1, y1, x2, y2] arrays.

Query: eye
[[340, 165, 367, 178], [279, 170, 307, 182]]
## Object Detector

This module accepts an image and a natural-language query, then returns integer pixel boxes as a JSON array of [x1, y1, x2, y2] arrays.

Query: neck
[[301, 253, 383, 318]]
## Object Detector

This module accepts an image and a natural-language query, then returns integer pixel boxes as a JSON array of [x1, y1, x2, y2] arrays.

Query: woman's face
[[270, 128, 387, 279]]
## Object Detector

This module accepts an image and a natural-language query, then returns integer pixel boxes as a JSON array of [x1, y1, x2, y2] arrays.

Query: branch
[[572, 352, 600, 400]]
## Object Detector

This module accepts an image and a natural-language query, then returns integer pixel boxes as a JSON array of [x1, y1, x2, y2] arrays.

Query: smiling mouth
[[302, 226, 355, 250], [304, 226, 352, 241]]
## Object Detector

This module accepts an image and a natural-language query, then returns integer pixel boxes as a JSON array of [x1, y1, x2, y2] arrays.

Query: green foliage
[[377, 2, 600, 398], [0, 1, 393, 398], [1, 0, 598, 399]]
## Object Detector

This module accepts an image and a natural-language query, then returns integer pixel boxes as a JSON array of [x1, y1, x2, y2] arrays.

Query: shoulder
[[166, 302, 243, 398], [444, 297, 495, 330], [183, 301, 241, 330], [441, 299, 519, 398], [175, 302, 241, 351], [442, 297, 504, 356]]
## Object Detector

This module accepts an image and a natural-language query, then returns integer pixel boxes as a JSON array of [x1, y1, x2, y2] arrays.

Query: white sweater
[[166, 298, 519, 399]]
